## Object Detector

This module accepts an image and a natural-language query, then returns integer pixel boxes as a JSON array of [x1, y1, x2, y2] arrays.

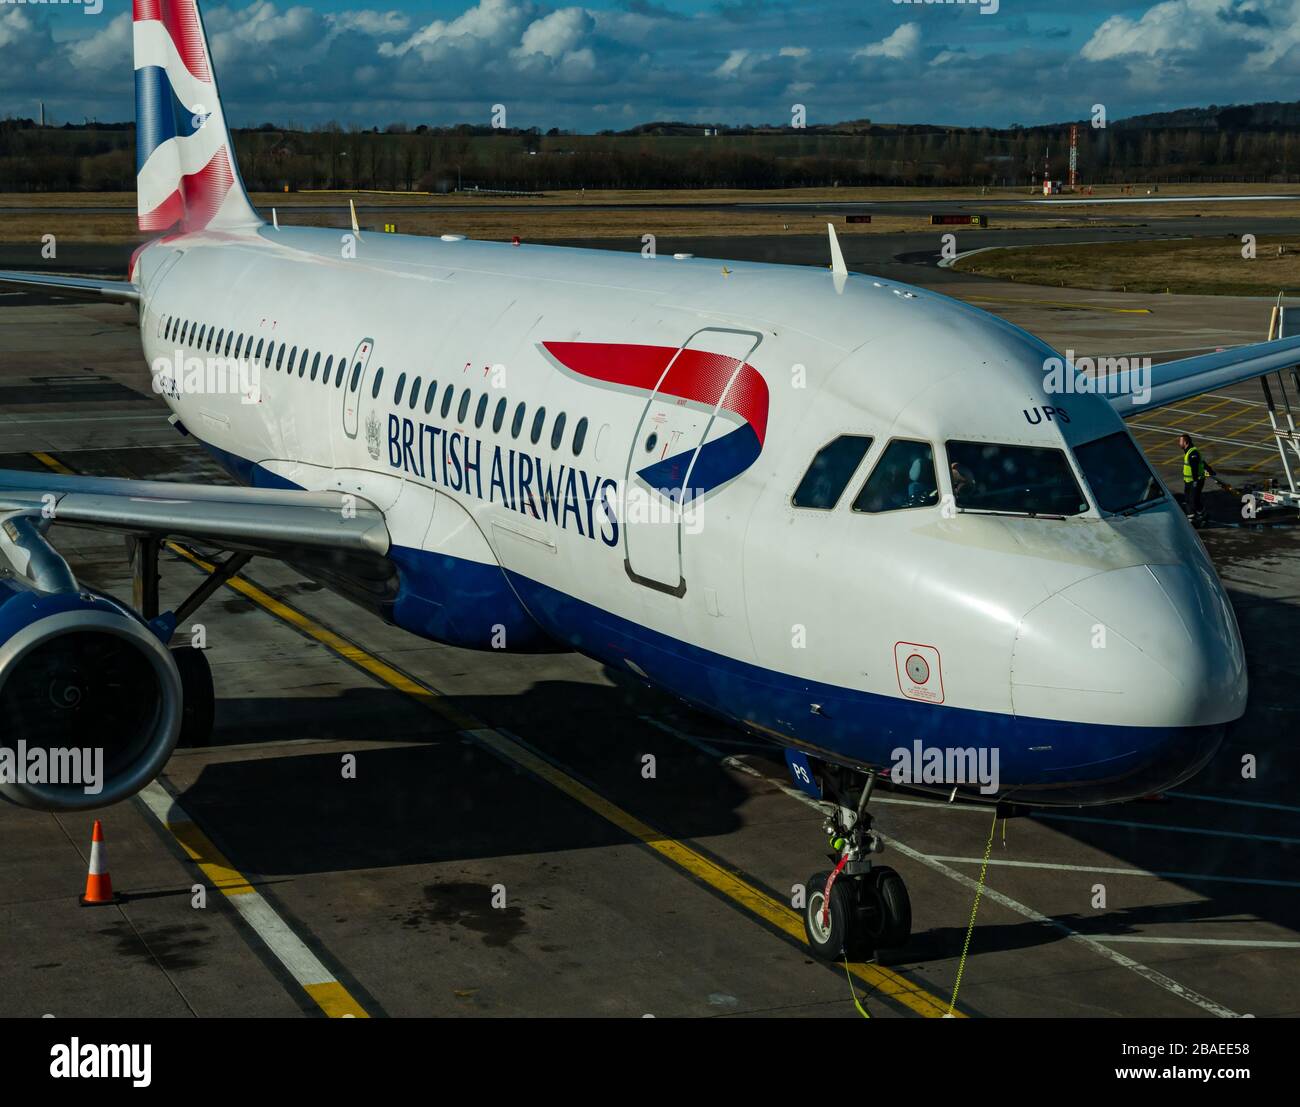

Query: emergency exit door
[[623, 327, 761, 595]]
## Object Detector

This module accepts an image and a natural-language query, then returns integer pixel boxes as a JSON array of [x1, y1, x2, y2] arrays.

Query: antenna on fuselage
[[349, 198, 362, 238], [272, 208, 279, 231], [827, 222, 847, 278]]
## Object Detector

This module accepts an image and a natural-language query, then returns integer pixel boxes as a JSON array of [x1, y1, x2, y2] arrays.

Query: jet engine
[[0, 514, 181, 811]]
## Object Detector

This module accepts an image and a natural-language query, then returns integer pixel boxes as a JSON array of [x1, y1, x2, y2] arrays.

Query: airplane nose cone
[[1012, 563, 1247, 728]]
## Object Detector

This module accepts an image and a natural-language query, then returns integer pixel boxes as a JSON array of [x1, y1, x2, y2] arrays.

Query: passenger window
[[424, 380, 438, 415], [793, 435, 873, 509], [853, 439, 939, 513], [371, 368, 385, 399], [457, 389, 471, 423], [572, 416, 589, 456], [310, 352, 320, 381], [550, 412, 566, 451], [395, 372, 407, 405], [440, 384, 454, 418], [350, 363, 362, 392], [299, 350, 309, 378], [254, 338, 265, 362], [322, 354, 332, 383], [233, 335, 243, 359], [511, 402, 526, 438], [530, 406, 546, 445], [409, 377, 422, 410], [288, 346, 298, 375], [277, 344, 287, 371], [475, 393, 488, 427], [197, 325, 206, 349], [493, 397, 507, 433], [336, 358, 346, 387]]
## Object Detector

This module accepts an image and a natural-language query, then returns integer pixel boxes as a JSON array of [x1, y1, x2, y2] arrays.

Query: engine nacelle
[[0, 580, 182, 811]]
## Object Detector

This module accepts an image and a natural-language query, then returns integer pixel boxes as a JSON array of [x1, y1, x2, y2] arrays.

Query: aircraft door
[[341, 337, 376, 441], [623, 327, 761, 596]]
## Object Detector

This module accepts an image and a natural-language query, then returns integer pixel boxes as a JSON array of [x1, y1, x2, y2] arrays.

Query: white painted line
[[1169, 791, 1300, 815], [644, 721, 1241, 1019], [137, 782, 346, 996], [226, 894, 336, 987], [1037, 811, 1300, 847], [1089, 936, 1300, 949], [880, 839, 1241, 1018], [928, 855, 1300, 890]]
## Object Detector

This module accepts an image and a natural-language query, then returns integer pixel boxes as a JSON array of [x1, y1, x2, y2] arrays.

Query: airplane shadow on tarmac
[[165, 600, 1299, 969], [171, 676, 764, 879]]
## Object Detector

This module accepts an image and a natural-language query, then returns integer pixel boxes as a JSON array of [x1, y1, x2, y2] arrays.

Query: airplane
[[2, 0, 1298, 963]]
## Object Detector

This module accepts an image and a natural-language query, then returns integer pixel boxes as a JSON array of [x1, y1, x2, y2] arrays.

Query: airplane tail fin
[[133, 0, 261, 234]]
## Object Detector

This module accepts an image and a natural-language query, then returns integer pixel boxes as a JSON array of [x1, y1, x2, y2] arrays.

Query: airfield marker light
[[79, 820, 121, 907]]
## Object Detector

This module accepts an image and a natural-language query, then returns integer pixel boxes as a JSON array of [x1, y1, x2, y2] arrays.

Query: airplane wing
[[1107, 333, 1300, 415], [0, 270, 140, 304], [0, 469, 389, 558]]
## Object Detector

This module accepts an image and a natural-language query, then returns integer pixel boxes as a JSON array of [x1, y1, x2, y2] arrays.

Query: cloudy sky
[[2, 0, 1299, 131]]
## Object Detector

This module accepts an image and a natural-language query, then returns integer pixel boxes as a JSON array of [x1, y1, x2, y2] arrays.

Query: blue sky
[[3, 1, 1299, 131]]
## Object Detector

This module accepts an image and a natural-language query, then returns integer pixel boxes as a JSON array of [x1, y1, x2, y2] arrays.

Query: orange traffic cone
[[79, 820, 121, 906]]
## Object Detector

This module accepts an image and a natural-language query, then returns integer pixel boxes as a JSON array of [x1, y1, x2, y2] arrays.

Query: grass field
[[953, 235, 1300, 296], [0, 183, 1297, 245], [0, 194, 1077, 244]]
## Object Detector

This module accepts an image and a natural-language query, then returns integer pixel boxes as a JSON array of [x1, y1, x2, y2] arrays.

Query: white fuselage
[[129, 224, 1246, 804]]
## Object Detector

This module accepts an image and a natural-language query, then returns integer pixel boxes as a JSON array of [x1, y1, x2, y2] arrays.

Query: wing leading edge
[[0, 270, 140, 304], [0, 470, 389, 558], [1107, 333, 1300, 415]]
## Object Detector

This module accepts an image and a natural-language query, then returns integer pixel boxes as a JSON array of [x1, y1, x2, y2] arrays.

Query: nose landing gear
[[802, 771, 912, 961]]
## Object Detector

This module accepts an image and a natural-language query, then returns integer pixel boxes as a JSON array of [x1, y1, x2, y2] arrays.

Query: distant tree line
[[5, 109, 1300, 192]]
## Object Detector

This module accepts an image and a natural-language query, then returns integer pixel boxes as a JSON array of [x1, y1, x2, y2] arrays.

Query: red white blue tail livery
[[133, 0, 259, 234]]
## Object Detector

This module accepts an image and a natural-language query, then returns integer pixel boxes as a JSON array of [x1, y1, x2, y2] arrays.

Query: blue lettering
[[599, 478, 620, 547], [463, 436, 483, 499], [562, 467, 583, 536], [388, 414, 401, 468]]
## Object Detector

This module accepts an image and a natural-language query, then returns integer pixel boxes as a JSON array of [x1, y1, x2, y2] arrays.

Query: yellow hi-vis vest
[[1183, 446, 1203, 483]]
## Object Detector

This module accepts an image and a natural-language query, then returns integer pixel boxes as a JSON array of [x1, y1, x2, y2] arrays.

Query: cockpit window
[[793, 435, 872, 509], [853, 439, 939, 513], [1073, 431, 1164, 514], [946, 440, 1088, 517]]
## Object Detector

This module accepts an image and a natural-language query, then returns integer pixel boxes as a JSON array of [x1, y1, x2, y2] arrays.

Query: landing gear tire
[[861, 865, 912, 950], [171, 645, 215, 748], [803, 870, 856, 962]]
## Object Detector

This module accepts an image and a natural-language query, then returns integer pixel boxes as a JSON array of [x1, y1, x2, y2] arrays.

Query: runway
[[1, 235, 1298, 1018]]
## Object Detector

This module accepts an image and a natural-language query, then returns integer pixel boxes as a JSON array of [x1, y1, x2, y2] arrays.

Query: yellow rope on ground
[[843, 959, 871, 1019], [946, 808, 999, 1016]]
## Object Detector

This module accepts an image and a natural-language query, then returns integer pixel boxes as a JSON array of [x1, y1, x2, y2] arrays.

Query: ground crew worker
[[1178, 432, 1215, 527]]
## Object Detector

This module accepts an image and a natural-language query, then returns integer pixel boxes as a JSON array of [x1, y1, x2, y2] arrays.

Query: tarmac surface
[[1, 225, 1298, 1018]]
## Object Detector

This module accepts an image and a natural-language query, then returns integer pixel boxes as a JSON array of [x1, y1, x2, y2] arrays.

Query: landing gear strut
[[802, 770, 911, 961]]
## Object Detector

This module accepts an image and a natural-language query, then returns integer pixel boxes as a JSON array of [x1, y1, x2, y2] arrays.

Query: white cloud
[[714, 48, 750, 77], [380, 0, 532, 59], [0, 8, 35, 51], [514, 7, 592, 59], [856, 22, 919, 61], [779, 46, 809, 58], [326, 11, 411, 38], [67, 12, 131, 74]]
